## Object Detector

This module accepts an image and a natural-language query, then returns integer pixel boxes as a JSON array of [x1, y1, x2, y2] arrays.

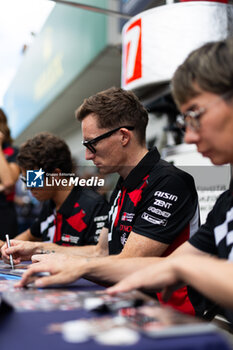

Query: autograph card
[[48, 303, 216, 344], [0, 261, 28, 276], [1, 289, 149, 312]]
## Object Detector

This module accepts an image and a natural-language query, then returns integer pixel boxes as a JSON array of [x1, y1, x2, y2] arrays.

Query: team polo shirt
[[107, 147, 199, 255], [106, 147, 205, 316], [30, 186, 108, 246], [189, 179, 233, 324]]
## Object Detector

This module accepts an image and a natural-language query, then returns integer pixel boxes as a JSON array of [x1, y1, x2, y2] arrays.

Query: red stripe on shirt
[[157, 223, 195, 315], [53, 213, 63, 242]]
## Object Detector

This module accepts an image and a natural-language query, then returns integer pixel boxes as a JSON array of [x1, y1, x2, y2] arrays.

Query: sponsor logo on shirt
[[120, 232, 128, 246], [121, 212, 135, 222], [153, 199, 172, 209], [141, 212, 168, 226], [120, 224, 133, 232], [96, 222, 105, 229], [61, 235, 80, 244], [94, 215, 108, 222], [148, 206, 171, 218], [94, 229, 102, 243], [94, 215, 107, 229], [154, 191, 178, 202]]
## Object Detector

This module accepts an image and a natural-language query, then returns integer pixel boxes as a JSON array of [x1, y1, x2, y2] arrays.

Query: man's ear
[[120, 128, 131, 147]]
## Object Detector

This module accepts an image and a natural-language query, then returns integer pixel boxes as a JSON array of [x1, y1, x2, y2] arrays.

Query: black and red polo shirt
[[106, 147, 204, 316], [30, 186, 108, 246], [107, 147, 199, 254]]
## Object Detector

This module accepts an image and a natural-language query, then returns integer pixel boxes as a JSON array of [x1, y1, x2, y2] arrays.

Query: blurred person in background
[[1, 132, 108, 259], [0, 108, 20, 244], [14, 178, 41, 233]]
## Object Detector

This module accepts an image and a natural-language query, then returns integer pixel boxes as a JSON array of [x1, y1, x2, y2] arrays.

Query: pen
[[5, 234, 14, 270]]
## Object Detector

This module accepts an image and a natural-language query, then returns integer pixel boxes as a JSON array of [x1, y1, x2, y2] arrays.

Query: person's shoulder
[[3, 143, 18, 157], [214, 186, 232, 205], [150, 158, 194, 182], [147, 159, 197, 197]]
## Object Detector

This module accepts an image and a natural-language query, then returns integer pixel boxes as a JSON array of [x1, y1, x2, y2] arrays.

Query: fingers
[[34, 274, 63, 288], [16, 262, 68, 288], [2, 256, 21, 265], [107, 269, 145, 295], [16, 263, 50, 288], [161, 281, 185, 302], [31, 254, 47, 263], [16, 255, 81, 288], [107, 279, 136, 295], [2, 239, 21, 250], [1, 243, 22, 265], [2, 240, 23, 257], [1, 242, 10, 260], [5, 246, 21, 256]]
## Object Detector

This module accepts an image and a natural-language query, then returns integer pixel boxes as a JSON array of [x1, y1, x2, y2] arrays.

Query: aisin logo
[[26, 168, 45, 188]]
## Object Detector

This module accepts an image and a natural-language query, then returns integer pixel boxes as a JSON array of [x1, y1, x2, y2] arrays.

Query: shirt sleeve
[[132, 173, 198, 244]]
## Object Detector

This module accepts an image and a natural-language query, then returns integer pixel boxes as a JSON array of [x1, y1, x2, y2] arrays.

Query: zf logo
[[26, 169, 45, 188]]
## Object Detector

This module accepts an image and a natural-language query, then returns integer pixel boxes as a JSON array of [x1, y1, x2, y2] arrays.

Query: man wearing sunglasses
[[10, 87, 204, 316]]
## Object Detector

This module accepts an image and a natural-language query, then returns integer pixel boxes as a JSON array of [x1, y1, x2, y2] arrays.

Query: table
[[0, 278, 231, 350]]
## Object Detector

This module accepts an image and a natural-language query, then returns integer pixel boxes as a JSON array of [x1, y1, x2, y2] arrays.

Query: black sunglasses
[[82, 125, 135, 153]]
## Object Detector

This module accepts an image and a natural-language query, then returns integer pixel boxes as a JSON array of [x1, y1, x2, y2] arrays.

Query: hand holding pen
[[5, 234, 14, 270]]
